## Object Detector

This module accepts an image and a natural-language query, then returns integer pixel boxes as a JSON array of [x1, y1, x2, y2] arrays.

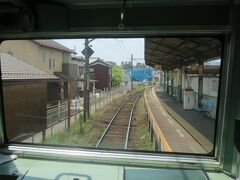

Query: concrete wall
[[3, 82, 47, 140], [177, 70, 219, 98], [189, 77, 219, 98], [0, 40, 71, 74]]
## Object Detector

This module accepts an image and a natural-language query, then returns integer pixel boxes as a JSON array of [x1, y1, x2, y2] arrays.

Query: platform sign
[[81, 46, 94, 57]]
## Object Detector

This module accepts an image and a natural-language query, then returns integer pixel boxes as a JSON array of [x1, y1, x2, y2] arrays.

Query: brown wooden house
[[89, 59, 112, 91], [0, 53, 59, 141]]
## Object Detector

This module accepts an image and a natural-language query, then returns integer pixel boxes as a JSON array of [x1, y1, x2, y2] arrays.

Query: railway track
[[95, 91, 142, 149]]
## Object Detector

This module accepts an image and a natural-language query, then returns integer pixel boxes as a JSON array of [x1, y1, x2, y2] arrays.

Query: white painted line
[[167, 118, 173, 124], [176, 129, 185, 138]]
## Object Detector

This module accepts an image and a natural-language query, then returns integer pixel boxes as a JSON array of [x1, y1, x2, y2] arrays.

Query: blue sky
[[56, 38, 145, 65]]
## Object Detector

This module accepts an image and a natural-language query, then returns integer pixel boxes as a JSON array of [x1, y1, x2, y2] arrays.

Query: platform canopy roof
[[145, 38, 221, 70]]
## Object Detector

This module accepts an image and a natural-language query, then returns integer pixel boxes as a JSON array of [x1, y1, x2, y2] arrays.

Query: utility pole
[[83, 39, 90, 123], [83, 39, 94, 123], [131, 54, 133, 91]]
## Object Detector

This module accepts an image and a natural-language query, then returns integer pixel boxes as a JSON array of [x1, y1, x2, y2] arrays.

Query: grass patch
[[131, 96, 154, 151], [136, 124, 154, 151], [133, 83, 146, 90], [43, 113, 103, 147]]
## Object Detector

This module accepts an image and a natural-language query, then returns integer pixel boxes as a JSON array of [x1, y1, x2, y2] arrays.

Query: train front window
[[0, 37, 222, 155]]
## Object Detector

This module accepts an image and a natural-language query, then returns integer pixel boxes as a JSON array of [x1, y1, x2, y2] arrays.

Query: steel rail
[[124, 93, 141, 149], [95, 92, 138, 147]]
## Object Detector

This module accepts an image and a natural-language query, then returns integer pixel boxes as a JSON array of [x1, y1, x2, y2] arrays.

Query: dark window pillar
[[164, 70, 167, 92], [166, 70, 169, 94], [177, 68, 182, 102], [198, 60, 204, 107], [171, 71, 174, 97]]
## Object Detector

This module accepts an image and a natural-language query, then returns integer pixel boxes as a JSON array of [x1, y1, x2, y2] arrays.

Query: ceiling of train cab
[[145, 38, 222, 70], [26, 0, 235, 6], [0, 0, 233, 70], [0, 0, 235, 7]]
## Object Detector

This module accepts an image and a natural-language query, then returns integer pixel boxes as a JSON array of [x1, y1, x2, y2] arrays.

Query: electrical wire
[[114, 39, 130, 56]]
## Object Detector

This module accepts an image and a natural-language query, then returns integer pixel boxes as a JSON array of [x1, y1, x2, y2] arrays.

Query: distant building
[[0, 53, 59, 141], [132, 67, 153, 81], [90, 59, 112, 90]]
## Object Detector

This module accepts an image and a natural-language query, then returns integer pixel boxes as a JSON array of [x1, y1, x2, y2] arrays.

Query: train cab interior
[[0, 0, 240, 179]]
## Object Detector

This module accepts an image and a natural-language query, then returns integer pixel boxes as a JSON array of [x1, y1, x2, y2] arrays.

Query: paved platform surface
[[145, 88, 206, 154], [155, 89, 215, 143]]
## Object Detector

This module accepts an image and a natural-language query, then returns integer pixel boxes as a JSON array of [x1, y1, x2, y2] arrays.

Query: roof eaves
[[90, 59, 112, 67]]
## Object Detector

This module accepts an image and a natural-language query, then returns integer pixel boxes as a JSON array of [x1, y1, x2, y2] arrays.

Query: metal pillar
[[182, 70, 186, 92], [131, 54, 133, 91], [177, 68, 182, 102], [166, 70, 169, 94], [164, 70, 167, 92], [171, 71, 174, 97], [198, 60, 204, 107]]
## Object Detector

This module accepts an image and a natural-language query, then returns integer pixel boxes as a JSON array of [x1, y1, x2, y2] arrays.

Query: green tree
[[112, 65, 123, 87]]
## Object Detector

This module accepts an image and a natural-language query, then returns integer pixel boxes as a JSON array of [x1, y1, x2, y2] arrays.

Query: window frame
[[79, 66, 84, 76], [0, 26, 232, 170], [53, 58, 55, 70], [49, 58, 52, 70], [42, 52, 46, 63]]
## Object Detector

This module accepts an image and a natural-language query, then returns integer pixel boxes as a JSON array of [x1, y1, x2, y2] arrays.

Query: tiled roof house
[[1, 53, 59, 81]]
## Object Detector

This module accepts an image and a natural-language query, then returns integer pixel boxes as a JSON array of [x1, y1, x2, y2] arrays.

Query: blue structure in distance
[[132, 67, 153, 81]]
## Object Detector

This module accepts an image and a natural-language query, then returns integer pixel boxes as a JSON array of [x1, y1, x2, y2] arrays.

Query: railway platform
[[155, 89, 215, 143], [145, 87, 213, 154]]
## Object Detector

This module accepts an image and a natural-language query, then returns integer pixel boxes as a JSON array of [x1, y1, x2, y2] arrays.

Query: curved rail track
[[96, 91, 142, 149]]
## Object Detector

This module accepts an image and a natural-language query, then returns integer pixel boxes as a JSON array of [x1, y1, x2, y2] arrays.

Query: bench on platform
[[193, 98, 214, 118]]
